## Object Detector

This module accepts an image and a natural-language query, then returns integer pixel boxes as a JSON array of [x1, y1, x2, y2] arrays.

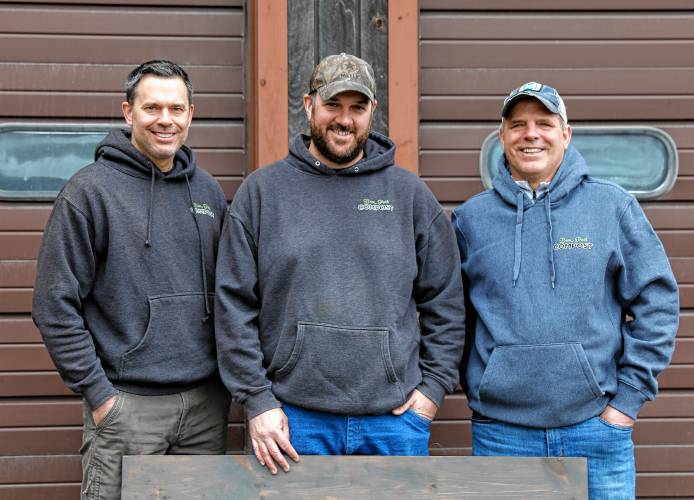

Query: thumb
[[391, 399, 412, 416]]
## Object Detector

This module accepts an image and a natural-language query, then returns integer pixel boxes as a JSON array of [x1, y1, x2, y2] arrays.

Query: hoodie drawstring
[[512, 191, 557, 289], [512, 192, 524, 287], [145, 165, 155, 247], [185, 174, 211, 323], [545, 192, 556, 289]]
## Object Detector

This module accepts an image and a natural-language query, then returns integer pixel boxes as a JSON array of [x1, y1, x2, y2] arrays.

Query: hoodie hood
[[95, 128, 197, 181], [492, 144, 589, 208], [492, 144, 589, 288], [287, 131, 395, 176]]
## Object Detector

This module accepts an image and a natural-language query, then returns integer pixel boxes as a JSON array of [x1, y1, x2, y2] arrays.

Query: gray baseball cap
[[502, 82, 568, 124], [309, 53, 376, 102]]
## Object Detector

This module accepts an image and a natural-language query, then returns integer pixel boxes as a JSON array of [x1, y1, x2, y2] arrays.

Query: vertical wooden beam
[[247, 0, 288, 171], [388, 0, 419, 174]]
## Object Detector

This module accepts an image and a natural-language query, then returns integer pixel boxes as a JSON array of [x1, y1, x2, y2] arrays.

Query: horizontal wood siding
[[0, 1, 245, 497], [420, 4, 694, 498]]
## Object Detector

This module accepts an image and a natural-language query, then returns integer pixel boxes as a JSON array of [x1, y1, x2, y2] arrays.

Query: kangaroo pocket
[[272, 321, 406, 414], [119, 293, 215, 383], [478, 343, 605, 428]]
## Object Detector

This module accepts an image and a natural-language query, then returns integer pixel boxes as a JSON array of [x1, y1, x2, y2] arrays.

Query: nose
[[334, 108, 351, 127], [158, 107, 173, 126], [524, 122, 540, 140]]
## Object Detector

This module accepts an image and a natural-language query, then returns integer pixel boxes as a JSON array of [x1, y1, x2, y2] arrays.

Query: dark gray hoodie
[[215, 132, 466, 418], [32, 129, 228, 410]]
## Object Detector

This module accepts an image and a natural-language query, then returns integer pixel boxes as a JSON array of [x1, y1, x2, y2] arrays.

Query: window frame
[[479, 125, 679, 201], [0, 122, 114, 201]]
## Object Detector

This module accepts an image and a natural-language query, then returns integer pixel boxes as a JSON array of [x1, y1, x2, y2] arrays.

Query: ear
[[187, 103, 195, 127], [303, 94, 313, 120], [563, 124, 573, 149], [122, 101, 133, 125]]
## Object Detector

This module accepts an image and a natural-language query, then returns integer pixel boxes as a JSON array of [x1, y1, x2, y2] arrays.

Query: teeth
[[154, 132, 174, 138], [331, 129, 352, 136], [521, 148, 542, 153]]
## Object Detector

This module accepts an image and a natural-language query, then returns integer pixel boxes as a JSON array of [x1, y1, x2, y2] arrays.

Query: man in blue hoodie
[[32, 61, 230, 499], [452, 82, 679, 499], [215, 54, 466, 475]]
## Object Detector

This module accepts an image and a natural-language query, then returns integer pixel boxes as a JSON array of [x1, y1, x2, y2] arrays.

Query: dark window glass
[[0, 125, 111, 200], [480, 126, 678, 200]]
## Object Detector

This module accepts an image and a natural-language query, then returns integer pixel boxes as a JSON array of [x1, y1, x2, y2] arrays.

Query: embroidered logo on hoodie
[[358, 198, 394, 212], [191, 202, 216, 219], [554, 236, 593, 251]]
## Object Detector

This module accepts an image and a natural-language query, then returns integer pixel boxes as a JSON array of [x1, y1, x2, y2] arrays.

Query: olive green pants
[[80, 378, 230, 500]]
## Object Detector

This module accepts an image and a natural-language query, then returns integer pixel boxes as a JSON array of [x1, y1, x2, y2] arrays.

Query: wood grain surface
[[122, 455, 587, 499]]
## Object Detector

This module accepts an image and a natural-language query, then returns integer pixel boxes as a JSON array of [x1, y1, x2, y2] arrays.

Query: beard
[[309, 119, 371, 166]]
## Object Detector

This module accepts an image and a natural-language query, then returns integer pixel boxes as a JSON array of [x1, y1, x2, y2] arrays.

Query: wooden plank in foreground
[[122, 455, 587, 499]]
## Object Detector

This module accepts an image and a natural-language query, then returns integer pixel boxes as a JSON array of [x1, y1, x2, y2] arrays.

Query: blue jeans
[[283, 403, 431, 455], [472, 414, 635, 500]]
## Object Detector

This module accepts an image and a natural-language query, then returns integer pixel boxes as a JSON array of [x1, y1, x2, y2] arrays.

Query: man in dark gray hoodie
[[32, 60, 230, 499], [215, 53, 466, 474]]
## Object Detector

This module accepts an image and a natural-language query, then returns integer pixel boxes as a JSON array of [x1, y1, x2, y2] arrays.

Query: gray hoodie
[[32, 129, 228, 410], [215, 132, 466, 418]]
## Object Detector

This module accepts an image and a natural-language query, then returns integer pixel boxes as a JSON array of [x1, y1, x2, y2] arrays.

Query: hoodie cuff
[[608, 381, 649, 420], [245, 389, 282, 419], [417, 376, 448, 408], [83, 379, 117, 411]]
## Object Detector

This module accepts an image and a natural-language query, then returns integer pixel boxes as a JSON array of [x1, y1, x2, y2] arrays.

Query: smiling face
[[500, 98, 572, 189], [304, 90, 375, 169], [122, 75, 194, 172]]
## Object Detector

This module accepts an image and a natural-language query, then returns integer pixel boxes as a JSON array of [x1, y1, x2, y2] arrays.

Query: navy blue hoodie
[[452, 145, 679, 427], [32, 129, 228, 409], [215, 133, 466, 418]]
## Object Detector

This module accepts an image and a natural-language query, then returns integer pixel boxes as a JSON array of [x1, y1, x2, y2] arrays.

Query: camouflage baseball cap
[[309, 53, 376, 102], [502, 81, 568, 124]]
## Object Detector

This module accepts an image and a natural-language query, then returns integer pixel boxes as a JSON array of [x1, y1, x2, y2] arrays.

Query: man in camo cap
[[215, 53, 465, 473]]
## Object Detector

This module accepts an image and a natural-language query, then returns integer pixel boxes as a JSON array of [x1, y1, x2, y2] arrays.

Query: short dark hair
[[125, 60, 193, 105]]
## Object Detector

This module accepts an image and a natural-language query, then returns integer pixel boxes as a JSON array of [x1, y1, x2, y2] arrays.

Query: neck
[[153, 160, 173, 173], [130, 139, 173, 172], [526, 178, 549, 191]]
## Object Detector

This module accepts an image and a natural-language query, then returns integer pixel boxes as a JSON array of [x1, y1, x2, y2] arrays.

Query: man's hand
[[600, 405, 635, 428], [391, 389, 437, 421], [249, 407, 300, 474], [91, 395, 117, 426]]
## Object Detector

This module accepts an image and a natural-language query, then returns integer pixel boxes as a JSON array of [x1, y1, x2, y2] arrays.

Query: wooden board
[[121, 455, 588, 499], [420, 14, 694, 40], [0, 36, 242, 65], [0, 63, 242, 93], [422, 0, 694, 9], [0, 6, 242, 36]]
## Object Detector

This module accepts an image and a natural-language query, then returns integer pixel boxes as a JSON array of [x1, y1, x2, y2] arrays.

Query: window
[[0, 124, 111, 200], [480, 126, 678, 200]]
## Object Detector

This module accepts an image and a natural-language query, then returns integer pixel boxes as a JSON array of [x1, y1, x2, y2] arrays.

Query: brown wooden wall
[[420, 1, 694, 498], [2, 1, 694, 498], [0, 1, 245, 498]]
